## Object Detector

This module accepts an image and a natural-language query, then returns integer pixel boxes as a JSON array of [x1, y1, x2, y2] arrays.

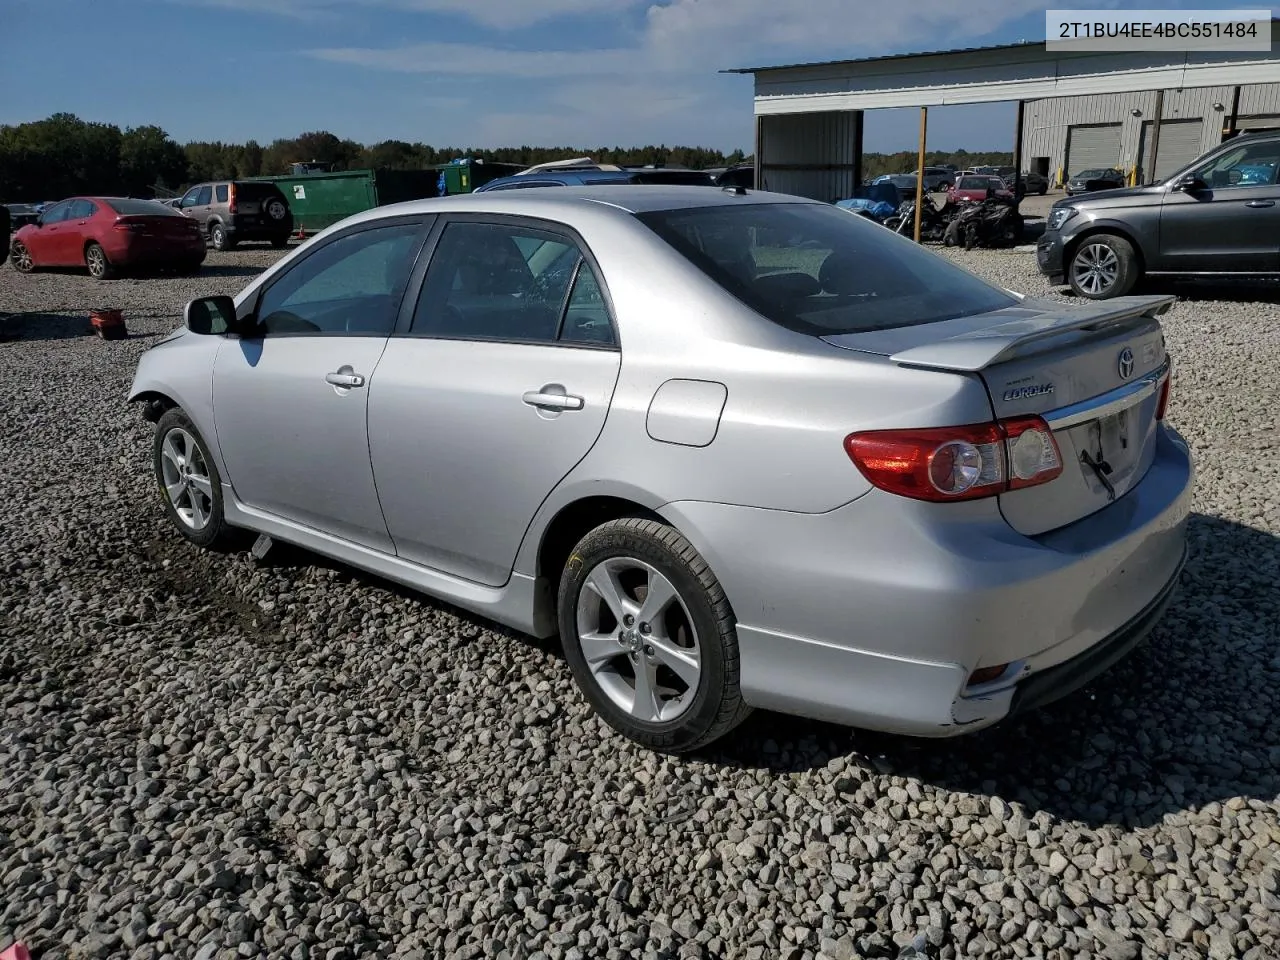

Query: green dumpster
[[249, 168, 440, 235]]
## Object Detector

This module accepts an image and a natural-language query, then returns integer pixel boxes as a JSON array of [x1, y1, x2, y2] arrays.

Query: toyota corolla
[[129, 186, 1193, 753]]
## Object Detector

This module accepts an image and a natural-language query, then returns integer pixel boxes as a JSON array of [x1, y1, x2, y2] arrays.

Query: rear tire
[[11, 240, 34, 273], [1068, 233, 1139, 300], [153, 408, 238, 551], [85, 243, 115, 280], [558, 517, 751, 754]]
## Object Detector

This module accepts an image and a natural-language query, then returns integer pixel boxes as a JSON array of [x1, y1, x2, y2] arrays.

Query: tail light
[[845, 416, 1063, 503], [228, 183, 238, 214], [113, 219, 146, 232], [1155, 370, 1172, 420]]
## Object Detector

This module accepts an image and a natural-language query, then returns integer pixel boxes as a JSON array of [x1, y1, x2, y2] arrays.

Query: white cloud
[[166, 0, 644, 28], [310, 42, 645, 77]]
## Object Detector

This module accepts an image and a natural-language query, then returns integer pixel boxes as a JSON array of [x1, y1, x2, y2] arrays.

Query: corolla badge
[[1002, 382, 1055, 402], [1117, 346, 1135, 380]]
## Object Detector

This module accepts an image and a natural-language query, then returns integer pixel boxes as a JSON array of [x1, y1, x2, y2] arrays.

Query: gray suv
[[1038, 131, 1280, 299], [177, 181, 293, 251]]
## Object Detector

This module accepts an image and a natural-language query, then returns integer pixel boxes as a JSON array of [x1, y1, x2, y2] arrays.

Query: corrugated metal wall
[[1022, 83, 1280, 184], [758, 112, 861, 201]]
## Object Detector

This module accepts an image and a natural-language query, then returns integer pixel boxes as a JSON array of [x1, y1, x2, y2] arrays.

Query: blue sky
[[0, 0, 1253, 153]]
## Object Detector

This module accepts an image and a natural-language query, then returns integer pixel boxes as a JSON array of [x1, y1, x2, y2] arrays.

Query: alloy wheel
[[575, 557, 702, 723], [1071, 243, 1119, 296], [12, 242, 32, 272], [160, 427, 215, 531], [86, 246, 107, 279]]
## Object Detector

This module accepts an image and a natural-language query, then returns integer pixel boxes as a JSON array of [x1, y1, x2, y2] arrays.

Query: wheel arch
[[535, 495, 667, 585], [1063, 223, 1147, 275]]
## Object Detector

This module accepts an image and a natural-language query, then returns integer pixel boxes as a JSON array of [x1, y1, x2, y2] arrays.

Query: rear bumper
[[114, 236, 206, 263], [660, 426, 1193, 737]]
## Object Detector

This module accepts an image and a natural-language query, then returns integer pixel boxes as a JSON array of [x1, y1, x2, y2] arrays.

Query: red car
[[9, 196, 206, 279], [946, 175, 1015, 204]]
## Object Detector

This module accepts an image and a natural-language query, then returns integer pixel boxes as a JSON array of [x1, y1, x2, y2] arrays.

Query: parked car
[[177, 180, 293, 250], [10, 196, 206, 279], [1017, 171, 1050, 195], [1065, 168, 1126, 196], [0, 203, 8, 267], [870, 174, 920, 204], [476, 167, 717, 192], [4, 203, 41, 230], [1040, 130, 1280, 299], [130, 185, 1192, 753], [909, 167, 955, 192], [947, 175, 1014, 204]]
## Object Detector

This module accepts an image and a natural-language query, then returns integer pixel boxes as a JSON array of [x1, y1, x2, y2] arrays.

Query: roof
[[723, 39, 1042, 75], [724, 19, 1280, 75], [353, 184, 816, 223]]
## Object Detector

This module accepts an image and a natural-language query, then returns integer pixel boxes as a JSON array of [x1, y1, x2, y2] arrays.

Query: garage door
[[1236, 115, 1280, 132], [1065, 124, 1122, 178], [1140, 119, 1205, 182]]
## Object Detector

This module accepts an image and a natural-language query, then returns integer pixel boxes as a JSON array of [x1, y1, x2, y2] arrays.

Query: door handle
[[325, 371, 366, 388], [522, 389, 584, 411], [1245, 199, 1275, 208]]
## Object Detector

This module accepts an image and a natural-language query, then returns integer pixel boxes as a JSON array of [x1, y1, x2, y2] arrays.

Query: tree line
[[0, 113, 1012, 203]]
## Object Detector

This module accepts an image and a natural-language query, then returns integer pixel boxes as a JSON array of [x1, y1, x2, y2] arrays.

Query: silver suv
[[177, 180, 293, 251]]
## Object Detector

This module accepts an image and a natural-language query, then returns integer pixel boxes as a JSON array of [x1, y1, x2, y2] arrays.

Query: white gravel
[[1, 245, 1278, 960]]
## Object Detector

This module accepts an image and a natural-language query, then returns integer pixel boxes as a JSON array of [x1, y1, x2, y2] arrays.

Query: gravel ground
[[1, 244, 1278, 960]]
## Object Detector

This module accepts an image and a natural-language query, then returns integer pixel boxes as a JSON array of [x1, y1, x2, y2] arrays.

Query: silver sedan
[[129, 186, 1193, 753]]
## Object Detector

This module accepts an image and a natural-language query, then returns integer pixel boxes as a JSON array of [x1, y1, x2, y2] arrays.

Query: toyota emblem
[[1117, 346, 1135, 380]]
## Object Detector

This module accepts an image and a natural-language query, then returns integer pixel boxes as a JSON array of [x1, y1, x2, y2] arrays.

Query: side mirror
[[185, 295, 240, 336], [1173, 175, 1207, 192]]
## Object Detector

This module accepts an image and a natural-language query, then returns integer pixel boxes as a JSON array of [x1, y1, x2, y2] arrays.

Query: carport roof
[[722, 39, 1040, 75], [727, 22, 1280, 114]]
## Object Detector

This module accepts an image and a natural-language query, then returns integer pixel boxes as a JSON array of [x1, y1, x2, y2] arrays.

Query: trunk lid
[[823, 294, 1173, 535]]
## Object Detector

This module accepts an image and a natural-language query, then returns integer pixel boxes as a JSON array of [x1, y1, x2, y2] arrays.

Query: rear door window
[[410, 220, 612, 346], [637, 201, 1015, 337], [194, 185, 212, 206]]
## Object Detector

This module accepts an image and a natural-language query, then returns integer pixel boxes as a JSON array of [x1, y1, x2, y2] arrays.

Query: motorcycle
[[887, 197, 957, 243], [943, 194, 1024, 249]]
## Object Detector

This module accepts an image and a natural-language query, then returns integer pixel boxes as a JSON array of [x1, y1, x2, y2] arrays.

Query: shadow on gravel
[[234, 512, 1278, 831], [194, 265, 270, 278], [1059, 278, 1280, 303], [0, 312, 163, 342], [708, 512, 1280, 830]]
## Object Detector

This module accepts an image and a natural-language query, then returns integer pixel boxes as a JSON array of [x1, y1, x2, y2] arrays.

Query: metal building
[[1023, 84, 1280, 186], [727, 24, 1280, 201]]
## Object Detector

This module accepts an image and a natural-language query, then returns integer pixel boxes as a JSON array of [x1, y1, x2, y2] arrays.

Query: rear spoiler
[[887, 295, 1176, 373]]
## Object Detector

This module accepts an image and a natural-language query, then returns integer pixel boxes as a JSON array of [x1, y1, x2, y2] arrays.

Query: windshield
[[635, 202, 1016, 337], [105, 198, 182, 216], [1075, 169, 1106, 178], [957, 177, 992, 190]]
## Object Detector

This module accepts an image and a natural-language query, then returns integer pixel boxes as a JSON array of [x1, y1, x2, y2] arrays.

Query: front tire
[[153, 408, 237, 550], [1068, 234, 1139, 300], [85, 242, 115, 280], [558, 517, 751, 753], [209, 223, 234, 251]]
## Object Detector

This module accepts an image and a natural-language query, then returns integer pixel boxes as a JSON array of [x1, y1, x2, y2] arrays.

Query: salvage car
[[947, 175, 1014, 204], [10, 196, 206, 279], [1065, 168, 1126, 196], [130, 186, 1192, 752], [1039, 130, 1280, 299]]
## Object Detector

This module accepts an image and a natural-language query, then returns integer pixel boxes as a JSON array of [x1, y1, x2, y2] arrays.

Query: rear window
[[235, 182, 285, 201], [636, 202, 1016, 337], [105, 198, 181, 216], [957, 177, 990, 189], [631, 171, 717, 185]]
